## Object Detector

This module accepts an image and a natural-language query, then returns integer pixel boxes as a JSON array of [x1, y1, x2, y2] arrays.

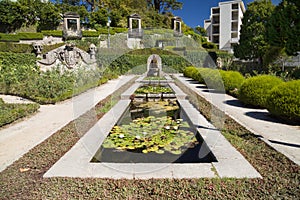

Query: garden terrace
[[44, 76, 260, 178]]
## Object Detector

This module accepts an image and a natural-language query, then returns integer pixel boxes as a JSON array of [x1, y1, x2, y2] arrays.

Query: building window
[[232, 3, 238, 10], [212, 8, 220, 14]]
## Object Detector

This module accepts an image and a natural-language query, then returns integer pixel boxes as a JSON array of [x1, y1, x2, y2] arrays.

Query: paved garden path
[[0, 76, 134, 172], [175, 74, 300, 166]]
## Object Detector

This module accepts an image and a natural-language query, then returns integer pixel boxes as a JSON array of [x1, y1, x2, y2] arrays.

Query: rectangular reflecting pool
[[91, 100, 217, 163]]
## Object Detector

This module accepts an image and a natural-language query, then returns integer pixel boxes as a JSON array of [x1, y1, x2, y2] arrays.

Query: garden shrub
[[82, 31, 100, 37], [18, 32, 43, 40], [183, 66, 198, 80], [0, 100, 40, 127], [0, 52, 36, 66], [0, 33, 20, 42], [0, 42, 32, 53], [219, 70, 245, 97], [41, 30, 63, 37], [238, 75, 283, 108], [267, 80, 300, 122]]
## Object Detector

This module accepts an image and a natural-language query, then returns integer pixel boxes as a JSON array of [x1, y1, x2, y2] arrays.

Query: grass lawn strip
[[0, 77, 299, 199]]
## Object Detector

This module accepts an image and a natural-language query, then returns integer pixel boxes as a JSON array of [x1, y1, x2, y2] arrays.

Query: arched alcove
[[147, 54, 162, 77]]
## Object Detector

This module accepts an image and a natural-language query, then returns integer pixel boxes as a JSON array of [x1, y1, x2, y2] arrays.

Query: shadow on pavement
[[225, 99, 261, 109], [245, 111, 298, 126]]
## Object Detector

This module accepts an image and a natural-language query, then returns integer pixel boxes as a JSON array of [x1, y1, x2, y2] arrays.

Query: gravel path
[[0, 76, 134, 172]]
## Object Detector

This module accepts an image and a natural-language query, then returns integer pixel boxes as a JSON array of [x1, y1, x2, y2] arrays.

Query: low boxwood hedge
[[41, 30, 63, 37], [18, 32, 44, 40], [183, 66, 199, 79], [219, 70, 245, 97], [0, 99, 40, 127], [238, 75, 283, 108], [0, 42, 32, 53], [267, 80, 300, 122], [184, 66, 242, 94], [0, 33, 20, 42]]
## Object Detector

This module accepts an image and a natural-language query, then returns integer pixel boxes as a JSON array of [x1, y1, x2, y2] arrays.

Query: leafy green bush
[[0, 100, 40, 127], [239, 75, 283, 108], [0, 33, 20, 42], [41, 30, 63, 37], [18, 32, 43, 40], [0, 52, 36, 66], [267, 80, 300, 122], [0, 42, 32, 53], [183, 66, 199, 79], [82, 31, 100, 37], [220, 70, 245, 97], [202, 41, 217, 49]]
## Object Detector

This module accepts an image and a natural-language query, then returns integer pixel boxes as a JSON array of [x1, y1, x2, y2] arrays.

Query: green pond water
[[92, 100, 216, 163]]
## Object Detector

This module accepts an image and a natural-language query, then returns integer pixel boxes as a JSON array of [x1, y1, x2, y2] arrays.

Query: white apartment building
[[204, 0, 245, 53]]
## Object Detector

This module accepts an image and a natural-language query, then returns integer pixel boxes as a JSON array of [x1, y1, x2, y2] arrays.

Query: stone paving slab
[[175, 74, 300, 166], [0, 75, 135, 172]]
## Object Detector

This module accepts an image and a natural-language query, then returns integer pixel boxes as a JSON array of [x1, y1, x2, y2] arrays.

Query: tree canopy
[[234, 0, 275, 65], [266, 0, 300, 55], [0, 0, 184, 33]]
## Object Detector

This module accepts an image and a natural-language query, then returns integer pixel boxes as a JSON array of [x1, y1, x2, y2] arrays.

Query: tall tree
[[267, 0, 300, 55], [147, 0, 182, 13], [0, 0, 25, 32], [234, 0, 275, 66]]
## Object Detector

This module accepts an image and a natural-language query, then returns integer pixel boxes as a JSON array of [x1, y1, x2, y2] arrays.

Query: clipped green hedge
[[41, 30, 63, 37], [0, 99, 40, 127], [267, 80, 300, 122], [239, 75, 283, 108], [219, 70, 245, 97], [0, 42, 32, 53], [0, 32, 44, 42], [183, 66, 199, 79], [82, 31, 100, 37], [0, 33, 20, 42], [18, 32, 44, 40]]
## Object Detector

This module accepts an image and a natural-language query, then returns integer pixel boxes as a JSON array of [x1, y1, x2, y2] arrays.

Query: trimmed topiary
[[183, 66, 199, 80], [267, 80, 300, 122], [220, 70, 245, 97], [238, 75, 283, 108]]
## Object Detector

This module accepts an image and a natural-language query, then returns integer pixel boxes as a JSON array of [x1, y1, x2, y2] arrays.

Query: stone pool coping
[[44, 79, 261, 179]]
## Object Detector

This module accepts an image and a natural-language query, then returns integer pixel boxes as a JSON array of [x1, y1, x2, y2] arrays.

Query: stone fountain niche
[[63, 12, 82, 40], [172, 16, 183, 37], [147, 54, 162, 77]]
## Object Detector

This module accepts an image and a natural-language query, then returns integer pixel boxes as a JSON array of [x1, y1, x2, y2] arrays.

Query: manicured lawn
[[0, 80, 299, 199]]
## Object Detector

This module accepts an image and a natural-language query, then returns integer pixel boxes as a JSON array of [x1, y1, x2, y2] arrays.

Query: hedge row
[[238, 75, 283, 108], [267, 80, 300, 122], [183, 66, 244, 96], [183, 67, 299, 122], [0, 99, 40, 127], [0, 42, 33, 53], [0, 28, 127, 42], [0, 32, 43, 42]]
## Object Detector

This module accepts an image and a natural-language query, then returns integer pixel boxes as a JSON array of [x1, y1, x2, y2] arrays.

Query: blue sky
[[173, 0, 282, 28]]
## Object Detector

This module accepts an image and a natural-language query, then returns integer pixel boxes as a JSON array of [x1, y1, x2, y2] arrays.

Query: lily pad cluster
[[102, 116, 199, 155], [135, 85, 173, 94]]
